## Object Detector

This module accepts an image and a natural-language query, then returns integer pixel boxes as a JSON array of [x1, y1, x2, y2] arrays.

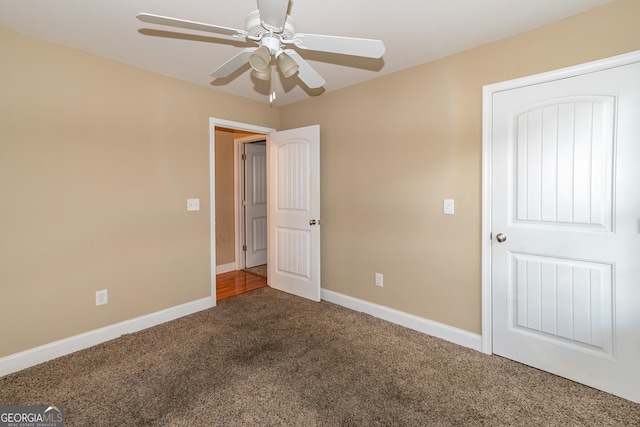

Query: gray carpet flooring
[[1, 287, 638, 426]]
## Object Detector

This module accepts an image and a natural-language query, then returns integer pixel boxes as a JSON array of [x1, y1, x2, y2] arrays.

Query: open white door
[[268, 125, 320, 301], [489, 55, 640, 403], [244, 142, 267, 268]]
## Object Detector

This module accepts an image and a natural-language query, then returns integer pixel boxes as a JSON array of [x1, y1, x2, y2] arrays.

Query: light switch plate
[[444, 199, 455, 215], [187, 198, 200, 211]]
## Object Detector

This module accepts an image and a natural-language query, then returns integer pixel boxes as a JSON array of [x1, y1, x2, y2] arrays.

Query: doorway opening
[[209, 118, 275, 303]]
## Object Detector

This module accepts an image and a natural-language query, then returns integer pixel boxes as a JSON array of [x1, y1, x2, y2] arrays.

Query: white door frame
[[481, 49, 640, 354], [234, 134, 268, 271], [209, 118, 276, 304]]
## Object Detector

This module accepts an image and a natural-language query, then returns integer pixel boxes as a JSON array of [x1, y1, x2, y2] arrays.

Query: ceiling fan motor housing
[[262, 36, 283, 55], [245, 10, 296, 42]]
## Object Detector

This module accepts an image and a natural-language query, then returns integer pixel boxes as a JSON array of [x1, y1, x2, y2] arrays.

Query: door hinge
[[241, 154, 247, 160], [242, 200, 247, 206], [242, 244, 247, 251]]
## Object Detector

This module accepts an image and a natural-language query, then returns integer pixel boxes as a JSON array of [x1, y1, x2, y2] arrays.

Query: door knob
[[309, 219, 317, 226], [496, 233, 507, 243]]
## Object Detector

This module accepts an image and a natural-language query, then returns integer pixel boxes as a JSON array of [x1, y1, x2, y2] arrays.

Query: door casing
[[481, 49, 640, 354]]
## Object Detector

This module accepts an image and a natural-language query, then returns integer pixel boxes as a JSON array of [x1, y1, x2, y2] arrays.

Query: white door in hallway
[[244, 142, 267, 268], [268, 125, 320, 302], [490, 56, 640, 403]]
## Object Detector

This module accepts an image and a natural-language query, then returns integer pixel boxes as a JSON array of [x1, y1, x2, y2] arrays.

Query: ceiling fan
[[137, 0, 385, 98]]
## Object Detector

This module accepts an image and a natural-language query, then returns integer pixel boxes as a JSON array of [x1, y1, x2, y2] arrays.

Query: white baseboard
[[0, 297, 214, 378], [321, 289, 482, 352], [216, 262, 236, 274], [2, 290, 481, 378]]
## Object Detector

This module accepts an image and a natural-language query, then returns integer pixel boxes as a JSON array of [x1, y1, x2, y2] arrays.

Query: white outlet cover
[[444, 199, 455, 215], [187, 198, 200, 211], [96, 289, 108, 306]]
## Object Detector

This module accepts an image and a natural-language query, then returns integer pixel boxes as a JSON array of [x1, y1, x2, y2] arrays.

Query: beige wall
[[214, 128, 236, 266], [0, 27, 278, 357], [280, 0, 640, 334]]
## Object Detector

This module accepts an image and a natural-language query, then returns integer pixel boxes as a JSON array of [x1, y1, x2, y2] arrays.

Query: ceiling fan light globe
[[277, 52, 299, 78], [252, 68, 271, 81], [249, 45, 271, 72]]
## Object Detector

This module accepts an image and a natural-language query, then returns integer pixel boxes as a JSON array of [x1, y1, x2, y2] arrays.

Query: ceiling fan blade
[[258, 0, 289, 32], [293, 33, 385, 58], [210, 48, 256, 78], [137, 13, 247, 39], [285, 50, 326, 89]]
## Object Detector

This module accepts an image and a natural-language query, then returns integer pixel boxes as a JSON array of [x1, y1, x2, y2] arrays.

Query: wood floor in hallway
[[216, 270, 267, 301]]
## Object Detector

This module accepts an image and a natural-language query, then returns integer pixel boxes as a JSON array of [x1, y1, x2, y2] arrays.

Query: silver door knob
[[496, 233, 507, 243], [309, 219, 317, 226]]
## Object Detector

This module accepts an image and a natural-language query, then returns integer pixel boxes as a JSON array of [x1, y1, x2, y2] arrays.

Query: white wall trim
[[321, 289, 482, 352], [0, 297, 213, 377], [234, 134, 269, 272], [216, 262, 237, 274], [480, 49, 640, 356], [234, 139, 243, 272], [481, 81, 494, 355]]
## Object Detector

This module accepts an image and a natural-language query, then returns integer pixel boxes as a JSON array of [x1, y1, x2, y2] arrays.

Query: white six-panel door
[[489, 55, 640, 403], [268, 125, 320, 301]]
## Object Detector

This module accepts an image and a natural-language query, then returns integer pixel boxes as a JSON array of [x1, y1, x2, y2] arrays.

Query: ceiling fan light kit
[[251, 67, 271, 81], [249, 45, 271, 72], [137, 0, 385, 101], [275, 51, 299, 78]]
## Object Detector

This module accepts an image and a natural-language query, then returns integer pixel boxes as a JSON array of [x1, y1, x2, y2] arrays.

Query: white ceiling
[[0, 0, 613, 106]]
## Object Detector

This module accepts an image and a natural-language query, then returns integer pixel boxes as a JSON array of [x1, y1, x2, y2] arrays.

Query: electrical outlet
[[96, 289, 108, 306], [375, 273, 384, 287], [444, 199, 455, 215], [187, 198, 200, 211]]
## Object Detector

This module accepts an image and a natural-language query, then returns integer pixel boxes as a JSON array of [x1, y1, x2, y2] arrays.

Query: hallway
[[216, 270, 267, 301]]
